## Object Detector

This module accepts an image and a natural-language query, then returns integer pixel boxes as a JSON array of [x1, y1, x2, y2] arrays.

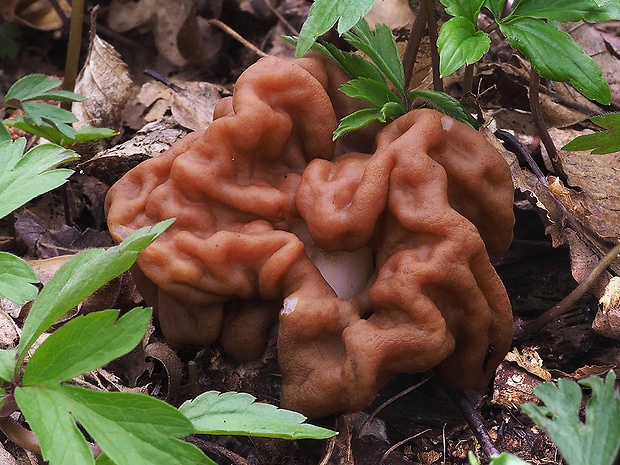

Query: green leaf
[[3, 74, 84, 103], [0, 252, 39, 304], [22, 308, 152, 385], [342, 19, 406, 96], [295, 0, 376, 57], [5, 117, 117, 146], [408, 89, 481, 129], [17, 219, 174, 365], [16, 384, 215, 465], [340, 77, 406, 109], [486, 452, 531, 464], [484, 0, 508, 19], [0, 140, 77, 219], [437, 16, 491, 77], [440, 0, 485, 24], [179, 391, 337, 440], [333, 105, 401, 139], [522, 372, 620, 465], [0, 122, 11, 143], [0, 22, 21, 60], [0, 349, 17, 382], [509, 0, 620, 23], [499, 17, 611, 105], [563, 112, 620, 154]]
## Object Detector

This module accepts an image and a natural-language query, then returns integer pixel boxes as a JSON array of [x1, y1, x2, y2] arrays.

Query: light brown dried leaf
[[0, 0, 70, 31], [72, 34, 132, 133]]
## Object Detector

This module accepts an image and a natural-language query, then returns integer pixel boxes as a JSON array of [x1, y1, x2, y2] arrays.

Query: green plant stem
[[403, 5, 427, 90], [62, 0, 85, 95], [421, 0, 443, 92], [529, 69, 562, 176], [521, 242, 620, 336]]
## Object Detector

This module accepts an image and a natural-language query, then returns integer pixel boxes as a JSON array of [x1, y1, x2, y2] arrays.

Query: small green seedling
[[437, 0, 619, 105], [1, 74, 116, 145]]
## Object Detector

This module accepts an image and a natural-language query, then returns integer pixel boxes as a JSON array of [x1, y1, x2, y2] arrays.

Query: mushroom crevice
[[105, 55, 515, 418]]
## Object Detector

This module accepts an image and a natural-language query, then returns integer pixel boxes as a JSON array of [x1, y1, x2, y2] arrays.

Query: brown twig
[[529, 69, 562, 176], [206, 19, 268, 58], [402, 6, 427, 91], [318, 435, 336, 465], [421, 0, 443, 92], [520, 242, 620, 336], [379, 429, 431, 465], [462, 64, 475, 95], [0, 417, 41, 455], [262, 0, 299, 35], [189, 437, 252, 465], [358, 374, 432, 436]]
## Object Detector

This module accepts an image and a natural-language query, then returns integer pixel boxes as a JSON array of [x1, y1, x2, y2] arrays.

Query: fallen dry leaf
[[107, 0, 206, 66], [72, 33, 132, 135], [0, 0, 70, 31], [593, 276, 620, 338]]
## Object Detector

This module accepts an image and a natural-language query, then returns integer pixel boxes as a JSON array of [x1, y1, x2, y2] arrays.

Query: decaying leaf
[[505, 347, 552, 381], [492, 362, 544, 407], [0, 0, 70, 32], [72, 33, 132, 136], [593, 277, 620, 339], [107, 0, 209, 67]]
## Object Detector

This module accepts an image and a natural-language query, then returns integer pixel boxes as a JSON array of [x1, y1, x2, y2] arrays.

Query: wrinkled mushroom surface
[[105, 54, 515, 418]]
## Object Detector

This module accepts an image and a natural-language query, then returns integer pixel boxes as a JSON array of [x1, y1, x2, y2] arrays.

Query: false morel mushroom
[[105, 54, 515, 418]]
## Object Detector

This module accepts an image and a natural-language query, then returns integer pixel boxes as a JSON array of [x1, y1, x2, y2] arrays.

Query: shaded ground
[[1, 1, 619, 464]]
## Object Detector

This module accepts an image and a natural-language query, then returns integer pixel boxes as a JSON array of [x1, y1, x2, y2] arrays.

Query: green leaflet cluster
[[438, 0, 620, 105]]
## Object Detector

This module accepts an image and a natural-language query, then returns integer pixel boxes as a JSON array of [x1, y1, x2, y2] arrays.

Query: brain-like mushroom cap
[[105, 55, 514, 418]]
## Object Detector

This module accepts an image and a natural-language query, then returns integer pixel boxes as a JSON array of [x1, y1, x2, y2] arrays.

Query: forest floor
[[1, 1, 620, 464]]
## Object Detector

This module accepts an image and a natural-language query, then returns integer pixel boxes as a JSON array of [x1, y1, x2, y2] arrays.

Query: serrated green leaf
[[342, 19, 406, 96], [3, 74, 83, 103], [484, 0, 508, 19], [16, 384, 214, 465], [438, 16, 491, 77], [409, 89, 481, 129], [440, 0, 485, 23], [22, 308, 151, 385], [295, 0, 376, 57], [5, 118, 117, 146], [333, 105, 398, 139], [0, 252, 39, 304], [179, 391, 336, 440], [21, 102, 78, 126], [0, 349, 17, 381], [500, 17, 611, 104], [0, 140, 77, 219], [340, 77, 406, 109], [509, 0, 620, 23], [522, 372, 620, 465], [17, 219, 174, 365], [3, 74, 61, 103], [563, 112, 620, 154], [0, 122, 11, 142], [313, 39, 387, 83]]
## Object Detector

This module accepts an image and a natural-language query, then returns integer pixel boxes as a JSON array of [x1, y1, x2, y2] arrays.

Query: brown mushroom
[[105, 54, 514, 418]]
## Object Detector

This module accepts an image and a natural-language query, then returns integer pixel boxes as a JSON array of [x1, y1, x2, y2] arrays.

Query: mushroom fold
[[105, 54, 515, 418]]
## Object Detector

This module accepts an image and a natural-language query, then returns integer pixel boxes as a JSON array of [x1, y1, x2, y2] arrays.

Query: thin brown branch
[[529, 69, 562, 176], [462, 64, 474, 95], [379, 429, 431, 465], [262, 0, 299, 36], [421, 0, 443, 92], [403, 7, 427, 91], [520, 242, 620, 336], [189, 437, 252, 465], [0, 417, 41, 455], [206, 20, 268, 58]]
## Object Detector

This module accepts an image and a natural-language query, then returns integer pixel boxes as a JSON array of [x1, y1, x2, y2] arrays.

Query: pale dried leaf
[[72, 34, 132, 133], [171, 82, 223, 131], [593, 277, 620, 339], [365, 0, 414, 28], [0, 0, 70, 31], [0, 308, 20, 349], [505, 347, 552, 381]]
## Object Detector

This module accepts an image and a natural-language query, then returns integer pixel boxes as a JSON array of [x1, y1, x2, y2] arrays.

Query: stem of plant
[[520, 242, 620, 337], [403, 4, 427, 90], [62, 0, 85, 95], [0, 417, 41, 455], [529, 69, 562, 176], [421, 0, 443, 92], [462, 64, 474, 95]]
